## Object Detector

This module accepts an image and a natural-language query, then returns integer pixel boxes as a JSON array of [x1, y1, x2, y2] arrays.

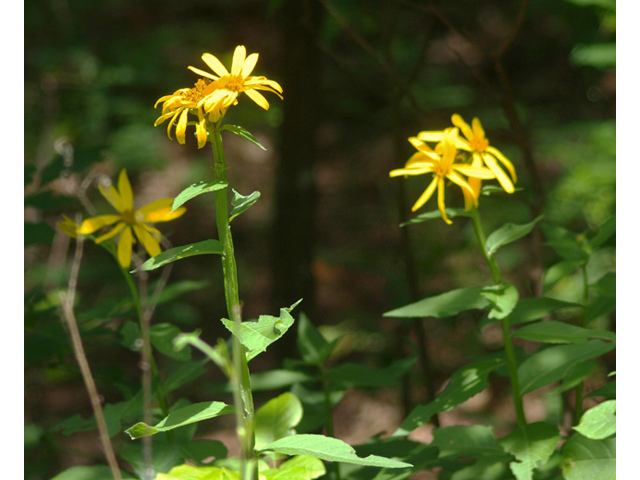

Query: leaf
[[163, 359, 209, 393], [291, 383, 345, 434], [485, 216, 543, 257], [552, 360, 597, 393], [384, 286, 491, 318], [430, 425, 506, 458], [512, 321, 615, 344], [50, 465, 136, 480], [543, 259, 587, 293], [179, 440, 228, 464], [261, 434, 412, 468], [229, 189, 261, 222], [560, 434, 615, 480], [479, 297, 581, 329], [297, 312, 336, 366], [591, 272, 615, 298], [171, 180, 228, 212], [587, 381, 615, 399], [153, 464, 240, 480], [134, 239, 223, 272], [585, 295, 616, 324], [125, 401, 235, 439], [498, 422, 562, 480], [480, 283, 519, 320], [541, 224, 589, 261], [574, 400, 616, 439], [324, 353, 417, 389], [121, 441, 185, 479], [221, 300, 300, 361], [518, 340, 615, 394], [150, 323, 192, 361], [261, 455, 326, 480], [222, 124, 267, 150], [255, 392, 303, 451], [393, 356, 506, 436], [400, 208, 472, 227], [588, 215, 615, 248]]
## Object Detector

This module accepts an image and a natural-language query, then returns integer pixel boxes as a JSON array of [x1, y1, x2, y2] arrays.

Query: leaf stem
[[574, 264, 590, 423]]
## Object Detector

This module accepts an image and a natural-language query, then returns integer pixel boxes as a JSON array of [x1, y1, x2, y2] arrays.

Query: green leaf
[[384, 286, 491, 318], [485, 216, 543, 257], [150, 323, 192, 361], [543, 259, 587, 293], [50, 465, 136, 480], [221, 300, 300, 361], [255, 392, 303, 451], [588, 215, 615, 248], [25, 222, 55, 246], [480, 283, 519, 320], [571, 43, 616, 70], [297, 312, 336, 366], [171, 180, 228, 212], [587, 381, 616, 399], [553, 360, 597, 393], [134, 239, 223, 272], [121, 441, 185, 479], [125, 401, 235, 439], [179, 440, 228, 464], [261, 434, 412, 468], [430, 425, 505, 458], [512, 321, 615, 344], [591, 272, 615, 298], [324, 353, 417, 389], [585, 295, 616, 324], [560, 434, 615, 480], [574, 400, 616, 439], [479, 297, 581, 329], [261, 455, 326, 480], [541, 224, 589, 261], [498, 422, 562, 480], [229, 189, 261, 222], [222, 124, 267, 150], [291, 383, 345, 434], [518, 340, 615, 394], [400, 208, 471, 227], [154, 464, 240, 480], [394, 356, 506, 436], [163, 359, 209, 393]]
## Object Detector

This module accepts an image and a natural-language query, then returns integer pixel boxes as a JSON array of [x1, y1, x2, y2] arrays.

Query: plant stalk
[[573, 264, 590, 424]]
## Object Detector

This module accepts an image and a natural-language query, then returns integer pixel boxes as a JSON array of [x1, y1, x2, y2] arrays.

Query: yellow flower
[[154, 79, 213, 148], [390, 128, 495, 224], [188, 45, 283, 114], [75, 169, 186, 268]]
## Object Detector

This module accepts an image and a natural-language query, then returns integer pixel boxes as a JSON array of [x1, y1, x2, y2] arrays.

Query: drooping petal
[[411, 176, 438, 211], [447, 171, 477, 203], [141, 223, 162, 239], [117, 169, 134, 211], [196, 109, 208, 149], [166, 109, 182, 140], [138, 198, 186, 222], [94, 221, 126, 243], [133, 224, 162, 258], [481, 153, 514, 193], [175, 109, 189, 145], [117, 226, 134, 268], [436, 177, 452, 224], [79, 215, 122, 234], [242, 53, 259, 77], [201, 53, 229, 77], [486, 146, 517, 183], [244, 89, 269, 110], [231, 46, 246, 75]]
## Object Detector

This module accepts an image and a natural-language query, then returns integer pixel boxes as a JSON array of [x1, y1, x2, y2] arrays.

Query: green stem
[[210, 127, 257, 480], [574, 264, 590, 424], [320, 368, 341, 480], [470, 207, 527, 428]]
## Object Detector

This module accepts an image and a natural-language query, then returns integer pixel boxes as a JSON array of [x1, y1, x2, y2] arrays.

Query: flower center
[[122, 209, 137, 225], [470, 136, 489, 152], [224, 74, 245, 92], [182, 79, 212, 103]]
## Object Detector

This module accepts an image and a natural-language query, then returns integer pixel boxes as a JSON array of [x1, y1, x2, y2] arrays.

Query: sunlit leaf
[[134, 239, 223, 272], [255, 392, 303, 451], [574, 400, 616, 439], [171, 180, 227, 212], [513, 321, 615, 344], [229, 189, 261, 222], [222, 124, 266, 150], [384, 286, 490, 319], [560, 434, 615, 480], [498, 422, 562, 480]]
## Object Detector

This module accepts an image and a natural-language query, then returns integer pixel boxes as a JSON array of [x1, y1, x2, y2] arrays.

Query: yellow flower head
[[390, 128, 495, 224], [72, 169, 186, 268], [188, 45, 283, 114]]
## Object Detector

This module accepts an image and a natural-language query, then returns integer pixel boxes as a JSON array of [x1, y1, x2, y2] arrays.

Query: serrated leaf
[[324, 353, 417, 389], [394, 356, 506, 436], [222, 124, 266, 150], [125, 401, 235, 439], [229, 189, 261, 222], [221, 301, 300, 361], [400, 208, 471, 227], [255, 392, 303, 451], [560, 434, 615, 480], [171, 180, 228, 212], [480, 283, 519, 320], [384, 286, 491, 318], [518, 340, 615, 394], [513, 321, 615, 344], [485, 216, 543, 257], [498, 422, 561, 480], [543, 259, 587, 293], [574, 400, 616, 439], [261, 434, 412, 468], [134, 239, 223, 272], [261, 455, 326, 480], [479, 297, 581, 329]]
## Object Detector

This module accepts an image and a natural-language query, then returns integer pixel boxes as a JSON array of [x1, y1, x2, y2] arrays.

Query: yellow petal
[[117, 226, 133, 268], [94, 221, 126, 243], [486, 146, 517, 183], [204, 89, 232, 112], [411, 176, 438, 211], [436, 177, 452, 224], [133, 224, 161, 258], [244, 89, 269, 110], [98, 181, 124, 213], [231, 46, 246, 76], [176, 109, 189, 145], [389, 163, 434, 177], [447, 171, 477, 204], [451, 114, 474, 143], [416, 130, 446, 142], [188, 65, 219, 81], [56, 215, 80, 238], [138, 199, 186, 222], [196, 110, 208, 149], [471, 118, 486, 141], [117, 169, 134, 211], [482, 154, 514, 193], [242, 53, 259, 77], [202, 53, 229, 77], [454, 165, 495, 179], [79, 215, 122, 234]]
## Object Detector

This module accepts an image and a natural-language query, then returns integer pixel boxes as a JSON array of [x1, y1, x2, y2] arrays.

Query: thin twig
[[59, 227, 122, 480]]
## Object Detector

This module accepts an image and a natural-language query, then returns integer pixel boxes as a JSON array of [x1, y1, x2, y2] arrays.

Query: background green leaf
[[255, 392, 303, 451], [512, 321, 615, 344]]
